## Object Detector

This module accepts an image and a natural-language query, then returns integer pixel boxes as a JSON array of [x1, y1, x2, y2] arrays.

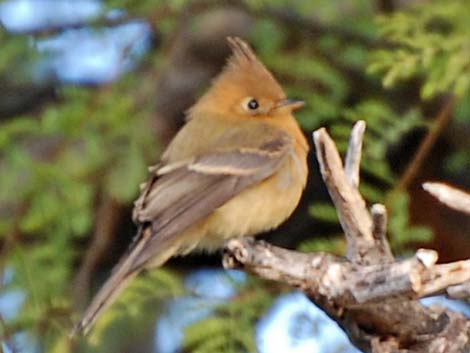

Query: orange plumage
[[73, 37, 308, 336]]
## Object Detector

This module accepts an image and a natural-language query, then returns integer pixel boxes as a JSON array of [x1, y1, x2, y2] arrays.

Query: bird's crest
[[217, 37, 284, 98], [227, 36, 258, 65], [225, 36, 271, 76], [188, 37, 286, 117]]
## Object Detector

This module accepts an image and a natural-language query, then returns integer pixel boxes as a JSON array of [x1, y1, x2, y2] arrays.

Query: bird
[[72, 37, 309, 336]]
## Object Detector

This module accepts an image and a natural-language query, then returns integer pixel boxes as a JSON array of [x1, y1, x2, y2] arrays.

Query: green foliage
[[79, 269, 184, 353], [183, 279, 274, 353], [298, 236, 346, 255], [365, 0, 470, 185], [342, 101, 426, 201], [386, 190, 433, 250], [368, 0, 470, 99], [445, 148, 470, 174], [253, 27, 350, 128], [0, 81, 157, 350], [0, 31, 38, 79], [447, 96, 470, 173], [308, 202, 339, 224]]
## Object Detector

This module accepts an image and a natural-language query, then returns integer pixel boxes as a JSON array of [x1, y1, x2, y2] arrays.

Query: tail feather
[[71, 227, 174, 336], [70, 227, 185, 337], [71, 267, 139, 336]]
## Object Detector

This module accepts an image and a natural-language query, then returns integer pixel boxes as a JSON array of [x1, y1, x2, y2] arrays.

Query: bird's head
[[189, 37, 304, 120]]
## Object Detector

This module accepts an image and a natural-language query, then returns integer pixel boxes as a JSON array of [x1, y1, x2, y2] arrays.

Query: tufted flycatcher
[[73, 37, 309, 336]]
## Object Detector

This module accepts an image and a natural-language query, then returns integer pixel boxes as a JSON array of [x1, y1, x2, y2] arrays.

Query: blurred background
[[0, 0, 469, 352]]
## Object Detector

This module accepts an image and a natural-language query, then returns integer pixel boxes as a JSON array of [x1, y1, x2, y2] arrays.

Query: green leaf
[[309, 202, 339, 223]]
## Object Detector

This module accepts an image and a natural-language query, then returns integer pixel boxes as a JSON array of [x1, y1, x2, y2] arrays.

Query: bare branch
[[370, 203, 393, 262], [313, 128, 374, 263], [399, 96, 456, 189], [313, 127, 394, 266], [224, 122, 470, 353], [224, 240, 470, 306], [223, 239, 470, 353], [447, 281, 470, 300], [423, 182, 470, 215], [345, 120, 366, 189], [371, 204, 387, 240], [73, 195, 122, 310]]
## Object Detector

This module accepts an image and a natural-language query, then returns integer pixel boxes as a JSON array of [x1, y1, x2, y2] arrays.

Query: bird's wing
[[73, 131, 292, 336], [130, 130, 292, 269]]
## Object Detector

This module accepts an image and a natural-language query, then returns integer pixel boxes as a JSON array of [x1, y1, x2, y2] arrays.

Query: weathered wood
[[345, 120, 365, 189], [423, 182, 470, 215]]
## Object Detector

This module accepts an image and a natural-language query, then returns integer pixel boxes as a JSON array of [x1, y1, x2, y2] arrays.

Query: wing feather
[[130, 131, 292, 269]]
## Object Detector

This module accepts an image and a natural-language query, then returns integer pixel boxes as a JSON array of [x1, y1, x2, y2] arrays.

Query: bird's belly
[[196, 158, 306, 252]]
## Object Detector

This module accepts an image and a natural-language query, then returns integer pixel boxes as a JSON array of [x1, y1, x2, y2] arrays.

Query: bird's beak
[[275, 98, 305, 111]]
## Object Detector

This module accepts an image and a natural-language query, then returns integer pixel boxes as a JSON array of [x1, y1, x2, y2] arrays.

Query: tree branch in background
[[72, 194, 122, 310], [398, 96, 457, 190], [224, 121, 470, 353]]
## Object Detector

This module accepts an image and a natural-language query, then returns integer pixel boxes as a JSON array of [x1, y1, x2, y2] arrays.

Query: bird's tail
[[71, 263, 139, 337], [71, 227, 172, 337]]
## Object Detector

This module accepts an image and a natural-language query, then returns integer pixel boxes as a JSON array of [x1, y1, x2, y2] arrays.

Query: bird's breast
[[196, 151, 307, 252]]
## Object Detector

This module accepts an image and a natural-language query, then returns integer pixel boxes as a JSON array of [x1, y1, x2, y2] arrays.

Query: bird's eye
[[246, 98, 259, 110]]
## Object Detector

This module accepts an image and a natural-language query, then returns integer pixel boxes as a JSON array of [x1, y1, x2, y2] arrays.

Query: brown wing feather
[[130, 135, 291, 269]]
